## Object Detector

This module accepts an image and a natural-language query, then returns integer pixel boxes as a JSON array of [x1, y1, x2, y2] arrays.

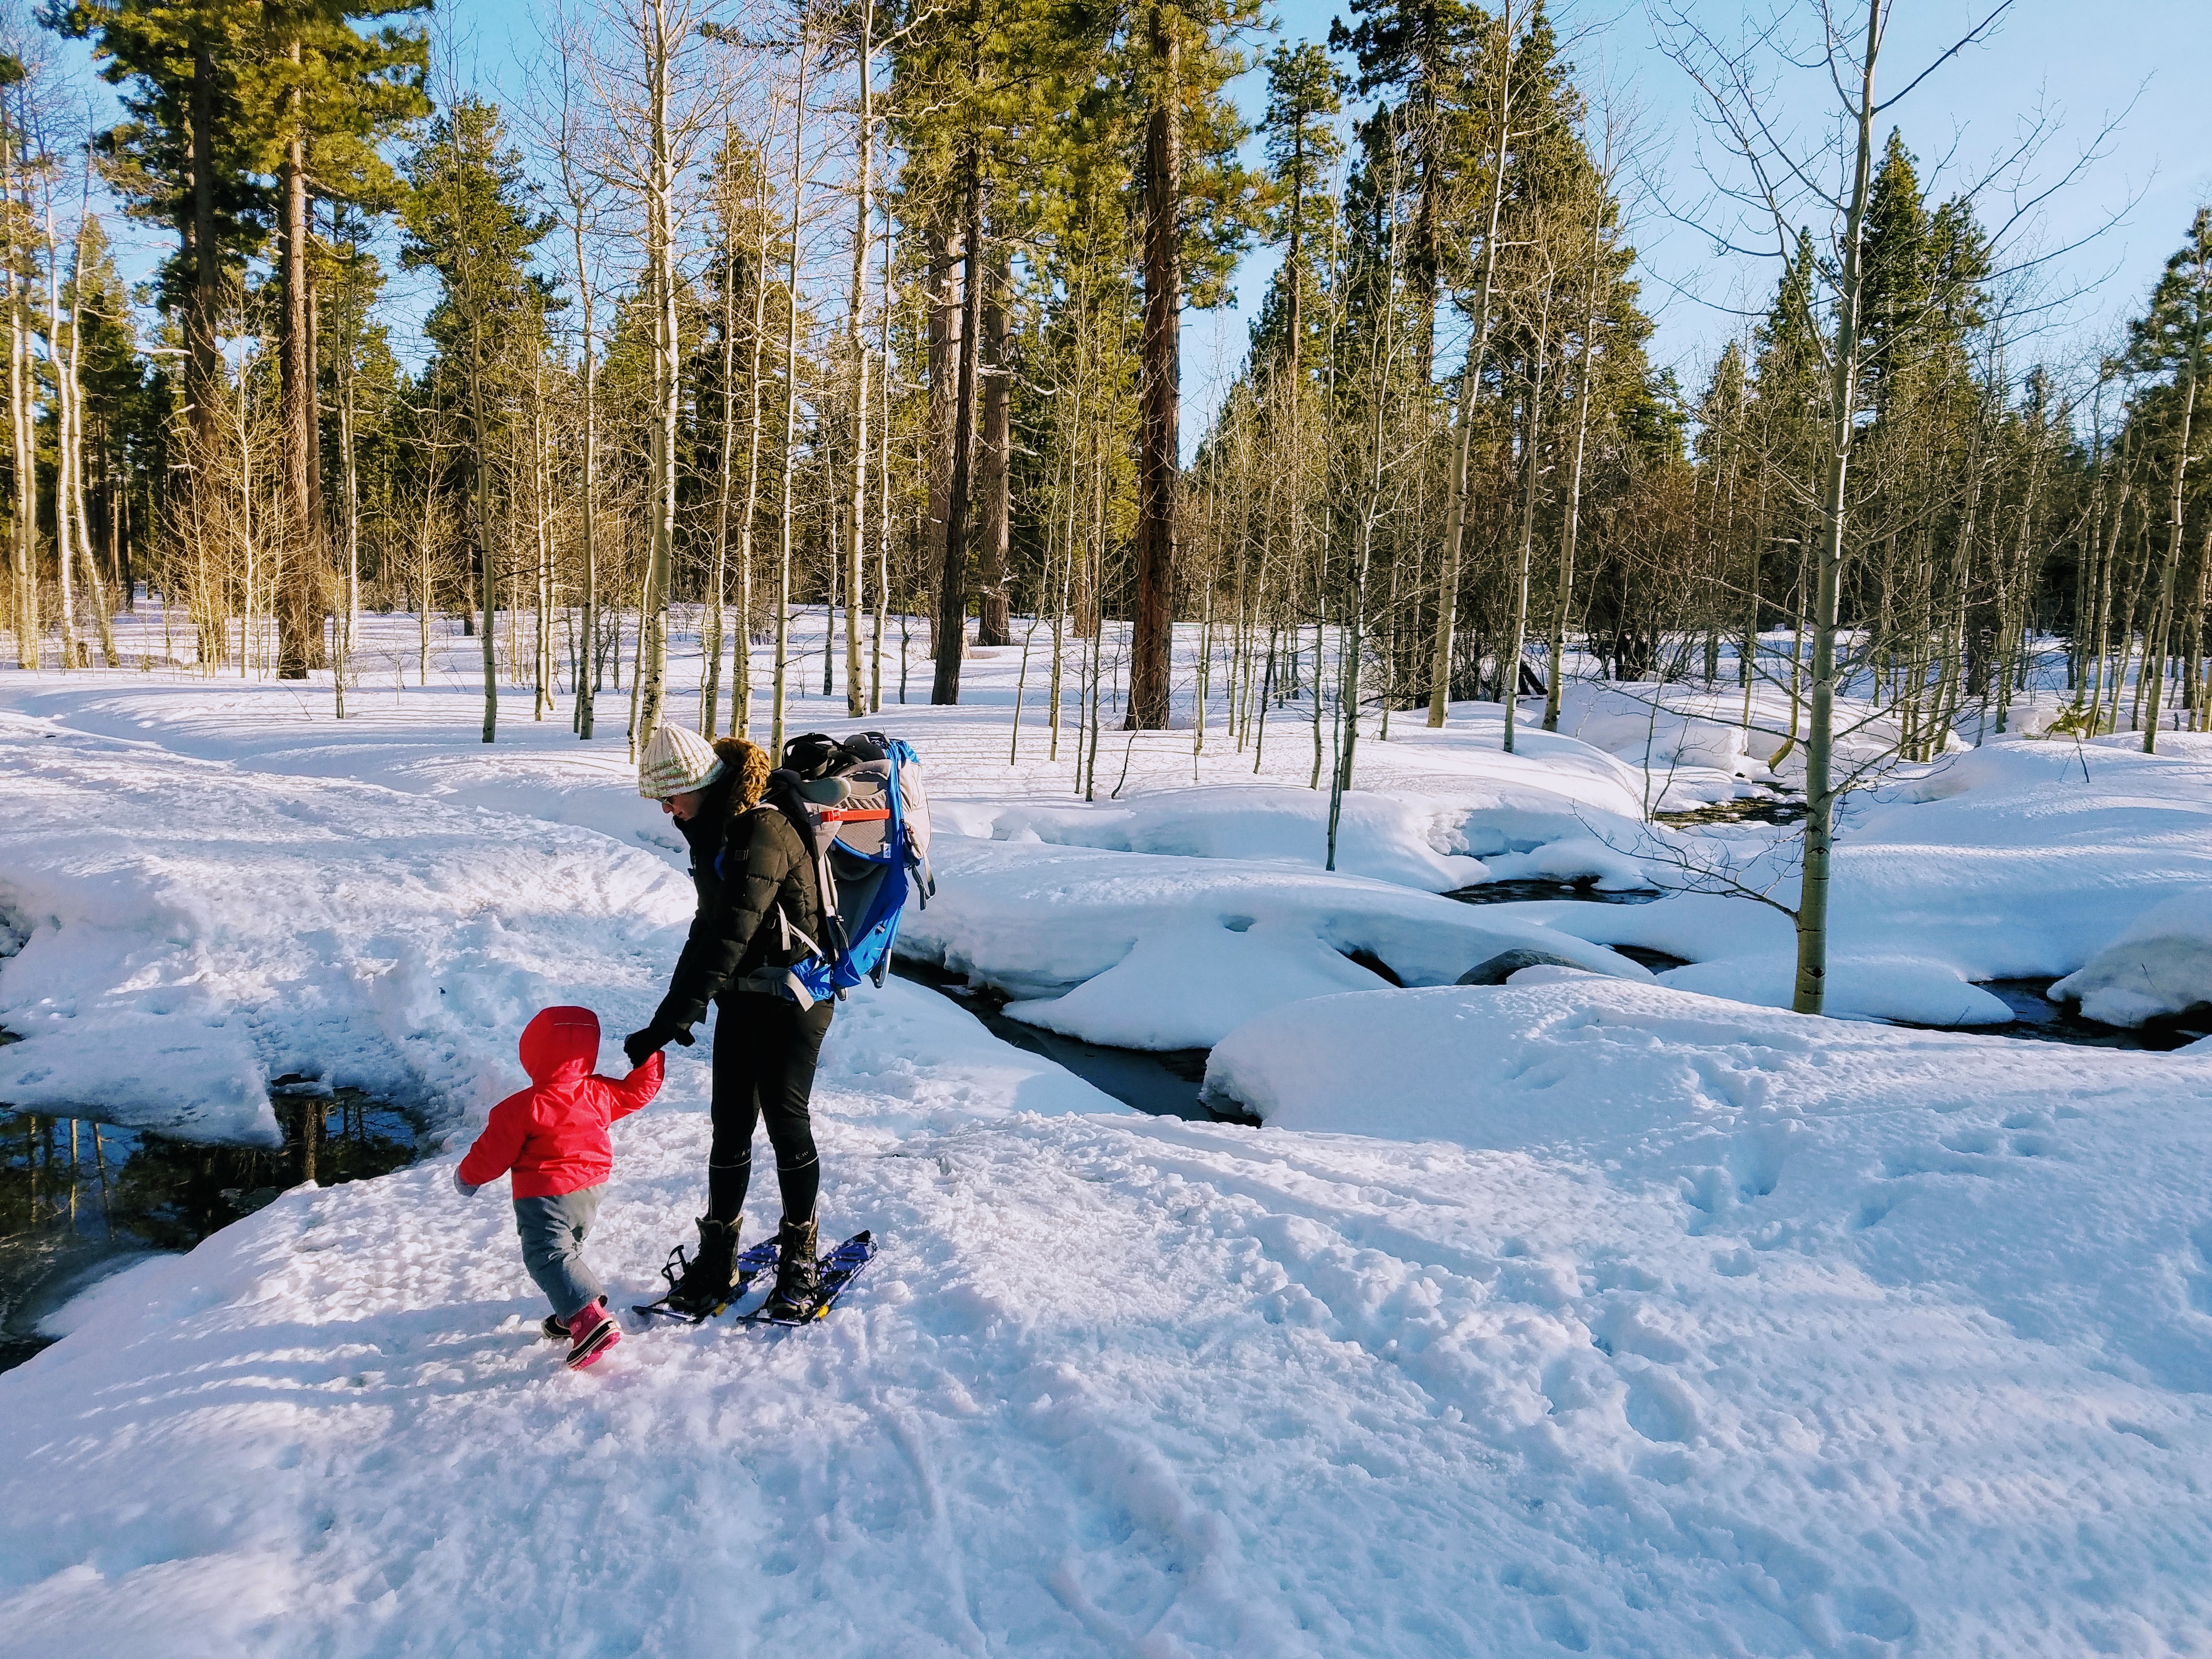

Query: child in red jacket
[[456, 1005, 663, 1369]]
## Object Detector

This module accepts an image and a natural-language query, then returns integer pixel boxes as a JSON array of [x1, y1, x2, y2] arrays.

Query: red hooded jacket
[[459, 1007, 663, 1199]]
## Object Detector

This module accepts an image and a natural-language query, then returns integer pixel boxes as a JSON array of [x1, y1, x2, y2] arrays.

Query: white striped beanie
[[637, 725, 726, 799]]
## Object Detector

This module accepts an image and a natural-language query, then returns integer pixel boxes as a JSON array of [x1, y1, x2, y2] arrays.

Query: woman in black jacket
[[627, 725, 832, 1317]]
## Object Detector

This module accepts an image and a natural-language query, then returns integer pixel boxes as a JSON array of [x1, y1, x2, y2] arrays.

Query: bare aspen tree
[[842, 0, 875, 717], [771, 16, 813, 753], [4, 69, 38, 669], [732, 126, 775, 739], [1663, 0, 2023, 1014], [702, 137, 740, 738], [545, 9, 606, 739], [635, 0, 680, 741]]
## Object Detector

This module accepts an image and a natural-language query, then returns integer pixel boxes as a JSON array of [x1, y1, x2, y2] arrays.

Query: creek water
[[0, 1083, 419, 1374], [891, 963, 1254, 1124]]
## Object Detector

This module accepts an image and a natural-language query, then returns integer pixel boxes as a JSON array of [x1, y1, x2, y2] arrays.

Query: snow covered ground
[[4, 606, 2212, 1656]]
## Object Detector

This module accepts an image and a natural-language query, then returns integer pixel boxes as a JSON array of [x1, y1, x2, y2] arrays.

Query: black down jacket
[[654, 738, 824, 1028]]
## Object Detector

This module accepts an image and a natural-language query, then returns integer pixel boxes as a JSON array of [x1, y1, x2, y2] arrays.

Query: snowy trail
[[8, 980, 2212, 1655]]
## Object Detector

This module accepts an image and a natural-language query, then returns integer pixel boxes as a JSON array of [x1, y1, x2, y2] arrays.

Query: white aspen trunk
[[844, 0, 873, 718], [1, 110, 31, 669], [703, 149, 739, 739], [557, 76, 600, 740], [63, 201, 116, 668], [636, 0, 679, 743], [771, 33, 812, 755], [872, 213, 892, 713], [1545, 200, 1607, 734], [41, 191, 78, 669], [1792, 0, 1884, 1017], [732, 132, 774, 739]]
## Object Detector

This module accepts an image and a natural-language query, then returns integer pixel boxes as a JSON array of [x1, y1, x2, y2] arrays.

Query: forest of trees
[[0, 0, 2206, 792]]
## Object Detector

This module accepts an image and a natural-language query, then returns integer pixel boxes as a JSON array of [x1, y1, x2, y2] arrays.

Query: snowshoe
[[741, 1230, 876, 1327], [634, 1229, 777, 1325]]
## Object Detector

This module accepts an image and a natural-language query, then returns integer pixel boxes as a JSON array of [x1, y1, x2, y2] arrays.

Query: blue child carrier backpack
[[755, 731, 934, 1009]]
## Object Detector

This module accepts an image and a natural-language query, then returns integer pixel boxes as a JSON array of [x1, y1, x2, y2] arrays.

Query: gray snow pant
[[515, 1185, 606, 1322]]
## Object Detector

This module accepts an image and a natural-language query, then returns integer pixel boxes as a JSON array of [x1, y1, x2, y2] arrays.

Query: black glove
[[623, 1020, 695, 1068]]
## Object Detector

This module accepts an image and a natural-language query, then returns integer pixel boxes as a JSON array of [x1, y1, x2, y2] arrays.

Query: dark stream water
[[0, 1084, 419, 1374], [891, 962, 1255, 1124]]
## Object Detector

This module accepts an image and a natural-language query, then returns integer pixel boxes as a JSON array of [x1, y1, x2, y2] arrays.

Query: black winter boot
[[665, 1217, 740, 1315], [761, 1216, 821, 1319]]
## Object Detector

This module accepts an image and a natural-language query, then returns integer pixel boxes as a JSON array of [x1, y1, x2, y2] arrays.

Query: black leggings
[[707, 993, 833, 1228]]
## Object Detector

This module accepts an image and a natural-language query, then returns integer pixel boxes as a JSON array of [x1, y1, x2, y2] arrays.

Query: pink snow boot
[[565, 1300, 620, 1370]]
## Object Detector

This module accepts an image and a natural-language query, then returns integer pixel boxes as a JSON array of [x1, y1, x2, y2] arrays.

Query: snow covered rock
[[2051, 888, 2212, 1026]]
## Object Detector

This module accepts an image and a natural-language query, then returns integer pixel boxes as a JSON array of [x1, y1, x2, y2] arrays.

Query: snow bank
[[0, 1017, 276, 1142], [936, 786, 1490, 890], [2051, 888, 2212, 1027], [1004, 919, 1389, 1048], [0, 713, 692, 1138], [1657, 951, 2015, 1026], [1206, 976, 2212, 1400], [1553, 680, 1963, 809], [1489, 736, 2212, 1027], [899, 833, 1650, 1013]]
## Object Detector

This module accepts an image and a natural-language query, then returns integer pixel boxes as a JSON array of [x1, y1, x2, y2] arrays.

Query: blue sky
[[59, 0, 2212, 438], [1186, 0, 2211, 421]]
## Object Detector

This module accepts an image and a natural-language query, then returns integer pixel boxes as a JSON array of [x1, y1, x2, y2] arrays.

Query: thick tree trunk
[[732, 157, 770, 740], [1502, 278, 1553, 755], [704, 160, 739, 738], [1545, 249, 1602, 733], [925, 210, 962, 653], [932, 162, 984, 704], [2143, 235, 2204, 752], [873, 219, 893, 712], [1128, 6, 1182, 731], [276, 66, 322, 681], [188, 48, 221, 469], [1427, 3, 1515, 727], [978, 244, 1011, 647]]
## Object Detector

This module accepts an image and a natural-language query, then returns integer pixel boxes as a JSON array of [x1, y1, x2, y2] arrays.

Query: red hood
[[518, 1006, 600, 1084]]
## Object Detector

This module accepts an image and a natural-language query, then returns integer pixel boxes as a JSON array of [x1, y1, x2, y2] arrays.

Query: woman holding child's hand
[[627, 724, 834, 1321]]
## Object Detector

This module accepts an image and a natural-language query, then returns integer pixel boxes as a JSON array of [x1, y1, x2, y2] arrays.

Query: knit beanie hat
[[638, 724, 726, 799]]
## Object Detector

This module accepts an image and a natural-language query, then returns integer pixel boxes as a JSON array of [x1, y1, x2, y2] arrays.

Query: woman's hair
[[719, 738, 773, 811]]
